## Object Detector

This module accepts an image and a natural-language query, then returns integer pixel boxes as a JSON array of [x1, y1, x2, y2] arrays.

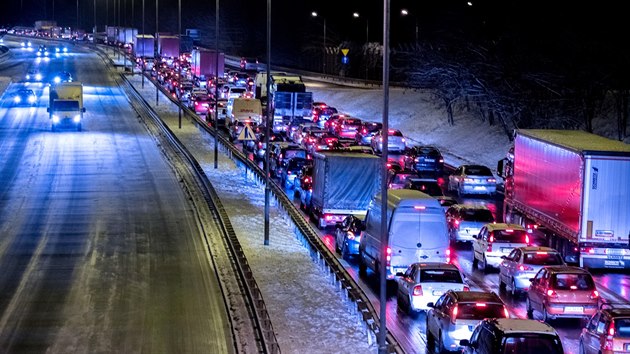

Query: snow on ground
[[123, 73, 374, 354]]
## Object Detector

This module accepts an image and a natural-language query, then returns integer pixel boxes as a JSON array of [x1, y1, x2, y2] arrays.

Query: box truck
[[309, 151, 381, 229], [48, 82, 85, 131], [191, 48, 224, 80], [498, 129, 630, 269], [134, 34, 155, 58], [158, 34, 180, 58]]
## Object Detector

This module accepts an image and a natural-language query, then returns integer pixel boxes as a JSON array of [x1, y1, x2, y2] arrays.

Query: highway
[[0, 37, 235, 352]]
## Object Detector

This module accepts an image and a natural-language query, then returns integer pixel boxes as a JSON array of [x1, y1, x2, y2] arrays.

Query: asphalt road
[[0, 37, 234, 353]]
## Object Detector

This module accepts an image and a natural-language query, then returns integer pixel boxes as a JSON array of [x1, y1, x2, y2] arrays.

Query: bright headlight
[[73, 115, 81, 123], [28, 96, 36, 103], [52, 115, 60, 123], [36, 51, 41, 56], [54, 77, 61, 83], [35, 74, 42, 81], [63, 47, 68, 53], [14, 96, 21, 103]]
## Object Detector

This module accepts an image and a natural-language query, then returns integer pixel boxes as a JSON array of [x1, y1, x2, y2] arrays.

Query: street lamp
[[400, 8, 418, 45], [352, 12, 369, 80], [311, 11, 326, 74]]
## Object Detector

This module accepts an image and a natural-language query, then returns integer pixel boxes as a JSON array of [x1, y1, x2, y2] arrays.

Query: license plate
[[625, 343, 630, 351], [564, 306, 584, 313], [501, 248, 512, 253], [607, 248, 624, 255], [432, 290, 443, 296], [424, 158, 435, 162], [474, 186, 485, 190]]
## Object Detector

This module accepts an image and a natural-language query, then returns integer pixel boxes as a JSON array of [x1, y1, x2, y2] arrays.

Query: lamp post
[[353, 12, 369, 80], [311, 11, 326, 74], [141, 0, 145, 88], [93, 0, 97, 33], [264, 0, 271, 245], [213, 0, 219, 169], [177, 0, 181, 129], [400, 9, 418, 45], [76, 0, 79, 30], [155, 0, 159, 106]]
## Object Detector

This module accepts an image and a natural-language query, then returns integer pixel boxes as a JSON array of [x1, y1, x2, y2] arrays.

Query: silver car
[[396, 262, 468, 314], [446, 204, 495, 243], [499, 246, 565, 297], [427, 290, 509, 353], [472, 223, 529, 273], [371, 128, 406, 153], [448, 164, 497, 197]]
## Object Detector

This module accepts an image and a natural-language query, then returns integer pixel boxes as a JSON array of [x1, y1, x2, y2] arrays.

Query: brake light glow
[[463, 286, 470, 291], [525, 234, 530, 244], [412, 285, 423, 296], [414, 206, 426, 210], [452, 305, 459, 320], [546, 289, 558, 298], [609, 319, 616, 336], [347, 231, 356, 240], [488, 178, 496, 183], [324, 214, 333, 221], [590, 290, 599, 299], [503, 306, 510, 318], [454, 219, 460, 226], [475, 303, 487, 307], [518, 264, 533, 271], [386, 247, 392, 265], [505, 229, 514, 233]]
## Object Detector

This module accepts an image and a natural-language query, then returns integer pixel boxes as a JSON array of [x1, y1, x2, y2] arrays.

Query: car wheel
[[481, 256, 490, 273], [578, 340, 586, 354], [426, 330, 436, 352], [542, 306, 551, 323], [510, 279, 519, 297], [437, 331, 446, 354], [334, 232, 341, 253], [499, 277, 507, 292], [340, 241, 349, 260], [526, 297, 534, 319]]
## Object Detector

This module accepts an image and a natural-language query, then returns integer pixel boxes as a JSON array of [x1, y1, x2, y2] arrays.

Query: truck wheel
[[472, 256, 479, 269]]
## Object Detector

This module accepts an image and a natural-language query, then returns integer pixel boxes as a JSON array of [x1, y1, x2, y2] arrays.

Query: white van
[[359, 189, 450, 280], [226, 97, 263, 127]]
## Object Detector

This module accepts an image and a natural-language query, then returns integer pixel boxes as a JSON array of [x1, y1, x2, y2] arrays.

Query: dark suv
[[460, 318, 564, 354], [404, 145, 444, 177], [580, 303, 630, 354]]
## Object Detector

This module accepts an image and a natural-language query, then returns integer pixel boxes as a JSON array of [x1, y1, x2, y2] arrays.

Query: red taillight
[[412, 285, 423, 296], [503, 306, 510, 318], [287, 171, 292, 175], [463, 286, 470, 291], [525, 234, 530, 244], [362, 128, 367, 134], [304, 177, 311, 183], [386, 247, 392, 266], [324, 214, 333, 221], [518, 265, 533, 271], [452, 304, 459, 321], [609, 319, 616, 336], [454, 219, 460, 226], [590, 290, 600, 300], [347, 231, 356, 240], [546, 289, 558, 298], [604, 319, 615, 350]]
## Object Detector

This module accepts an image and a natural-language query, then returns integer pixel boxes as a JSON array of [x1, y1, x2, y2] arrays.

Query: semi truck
[[255, 73, 313, 132], [309, 151, 381, 229], [497, 129, 630, 269], [48, 82, 85, 131], [191, 48, 225, 83], [117, 27, 137, 47], [158, 34, 180, 58], [134, 34, 155, 58]]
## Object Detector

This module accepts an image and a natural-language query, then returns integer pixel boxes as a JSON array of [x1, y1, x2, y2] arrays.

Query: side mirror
[[500, 255, 506, 259], [459, 339, 471, 347], [395, 272, 405, 277], [82, 107, 86, 113], [427, 302, 435, 308], [529, 278, 536, 283]]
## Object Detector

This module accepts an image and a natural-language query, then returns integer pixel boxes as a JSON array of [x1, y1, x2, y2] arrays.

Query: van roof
[[374, 189, 441, 208]]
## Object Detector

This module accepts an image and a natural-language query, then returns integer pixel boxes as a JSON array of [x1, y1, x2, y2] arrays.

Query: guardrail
[[112, 47, 403, 353]]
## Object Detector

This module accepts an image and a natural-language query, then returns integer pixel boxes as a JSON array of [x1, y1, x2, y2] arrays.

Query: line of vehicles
[[117, 29, 630, 353]]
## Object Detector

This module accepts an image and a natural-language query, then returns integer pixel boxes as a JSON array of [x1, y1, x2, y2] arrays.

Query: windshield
[[551, 273, 595, 290], [491, 229, 527, 243], [283, 149, 306, 160], [615, 318, 630, 338], [410, 182, 443, 196], [465, 165, 492, 176], [523, 252, 563, 265], [53, 100, 80, 111], [456, 303, 506, 320], [419, 269, 462, 283], [461, 209, 494, 222], [502, 335, 563, 354]]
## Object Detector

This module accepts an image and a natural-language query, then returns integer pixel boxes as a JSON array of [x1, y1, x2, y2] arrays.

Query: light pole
[[311, 11, 326, 74], [155, 0, 159, 106], [141, 0, 145, 88], [213, 0, 219, 169], [400, 9, 418, 45], [76, 0, 79, 30], [353, 12, 369, 80], [177, 0, 181, 129], [264, 0, 271, 245]]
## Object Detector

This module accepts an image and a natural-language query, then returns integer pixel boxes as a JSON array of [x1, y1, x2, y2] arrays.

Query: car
[[526, 265, 600, 322], [285, 117, 313, 140], [292, 164, 313, 194], [499, 246, 565, 297], [36, 44, 49, 57], [472, 223, 529, 273], [300, 128, 327, 152], [312, 105, 338, 127], [192, 94, 213, 115], [404, 145, 445, 177], [290, 122, 320, 145], [25, 69, 43, 81], [13, 89, 37, 106], [386, 169, 418, 190], [334, 215, 364, 260], [355, 121, 383, 146], [269, 143, 307, 177], [426, 290, 509, 353], [396, 262, 469, 314], [460, 318, 564, 354], [253, 131, 290, 162], [333, 116, 363, 140], [309, 133, 341, 154], [280, 157, 311, 189], [436, 196, 458, 211], [579, 303, 630, 354], [371, 128, 407, 153], [445, 204, 495, 243], [50, 71, 73, 84], [448, 164, 497, 197], [323, 113, 346, 134], [404, 177, 444, 197]]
